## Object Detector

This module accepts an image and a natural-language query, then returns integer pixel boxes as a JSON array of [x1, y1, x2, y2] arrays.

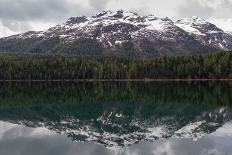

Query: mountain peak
[[191, 16, 205, 20], [65, 16, 89, 25], [93, 10, 139, 19], [175, 16, 224, 34], [1, 10, 232, 56], [176, 16, 208, 25]]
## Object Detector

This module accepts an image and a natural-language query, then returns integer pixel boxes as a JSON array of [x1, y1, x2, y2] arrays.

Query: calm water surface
[[0, 82, 232, 155]]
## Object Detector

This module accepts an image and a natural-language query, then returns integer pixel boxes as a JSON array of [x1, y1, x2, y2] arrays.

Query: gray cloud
[[1, 20, 32, 32], [0, 0, 69, 21], [177, 0, 232, 19], [89, 0, 109, 11], [177, 0, 214, 18], [216, 0, 232, 19], [0, 0, 91, 33]]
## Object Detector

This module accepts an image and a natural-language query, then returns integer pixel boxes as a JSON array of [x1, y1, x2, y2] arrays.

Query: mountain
[[175, 16, 232, 49], [0, 10, 231, 57]]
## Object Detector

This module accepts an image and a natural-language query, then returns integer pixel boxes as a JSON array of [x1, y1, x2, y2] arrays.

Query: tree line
[[0, 51, 232, 80]]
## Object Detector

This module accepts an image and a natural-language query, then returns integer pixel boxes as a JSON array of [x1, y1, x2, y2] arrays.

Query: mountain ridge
[[0, 10, 231, 57]]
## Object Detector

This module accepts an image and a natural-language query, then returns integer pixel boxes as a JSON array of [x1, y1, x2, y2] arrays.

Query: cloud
[[0, 0, 69, 21], [89, 0, 109, 11], [0, 0, 92, 35], [1, 20, 32, 32], [177, 0, 214, 18], [177, 0, 232, 19]]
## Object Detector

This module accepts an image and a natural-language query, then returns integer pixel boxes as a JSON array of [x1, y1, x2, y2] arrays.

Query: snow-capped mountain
[[0, 10, 231, 57], [175, 16, 232, 49], [5, 10, 192, 42]]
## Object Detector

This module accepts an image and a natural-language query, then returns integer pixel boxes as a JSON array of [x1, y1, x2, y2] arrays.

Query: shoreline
[[0, 79, 232, 82]]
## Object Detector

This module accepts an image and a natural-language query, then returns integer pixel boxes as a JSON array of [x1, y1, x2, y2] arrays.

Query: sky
[[0, 0, 232, 37]]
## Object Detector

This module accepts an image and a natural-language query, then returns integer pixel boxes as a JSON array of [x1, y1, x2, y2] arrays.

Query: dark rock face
[[65, 16, 89, 25], [0, 10, 231, 57]]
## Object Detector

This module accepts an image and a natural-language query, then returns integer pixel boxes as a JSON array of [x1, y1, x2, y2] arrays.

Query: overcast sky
[[0, 0, 232, 37]]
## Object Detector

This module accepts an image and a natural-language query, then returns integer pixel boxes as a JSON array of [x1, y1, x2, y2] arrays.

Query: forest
[[0, 51, 232, 80]]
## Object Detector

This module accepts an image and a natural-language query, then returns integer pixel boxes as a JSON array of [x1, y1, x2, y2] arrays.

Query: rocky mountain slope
[[0, 10, 231, 57]]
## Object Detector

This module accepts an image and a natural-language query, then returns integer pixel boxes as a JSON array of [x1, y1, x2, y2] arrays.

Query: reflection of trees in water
[[0, 81, 231, 106], [0, 82, 231, 148]]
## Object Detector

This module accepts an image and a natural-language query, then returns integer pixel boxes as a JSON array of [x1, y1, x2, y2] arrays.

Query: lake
[[0, 81, 232, 155]]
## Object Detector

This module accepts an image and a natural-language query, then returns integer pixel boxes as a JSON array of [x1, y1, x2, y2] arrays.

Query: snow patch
[[174, 121, 206, 141], [175, 23, 205, 36]]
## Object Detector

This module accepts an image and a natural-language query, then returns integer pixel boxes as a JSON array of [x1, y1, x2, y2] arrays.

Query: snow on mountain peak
[[62, 10, 167, 29], [176, 16, 208, 25], [174, 16, 232, 49], [3, 10, 232, 52], [93, 10, 139, 19], [175, 16, 224, 36], [57, 10, 176, 42]]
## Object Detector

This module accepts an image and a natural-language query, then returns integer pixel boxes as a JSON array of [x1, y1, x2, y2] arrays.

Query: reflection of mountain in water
[[0, 82, 232, 148]]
